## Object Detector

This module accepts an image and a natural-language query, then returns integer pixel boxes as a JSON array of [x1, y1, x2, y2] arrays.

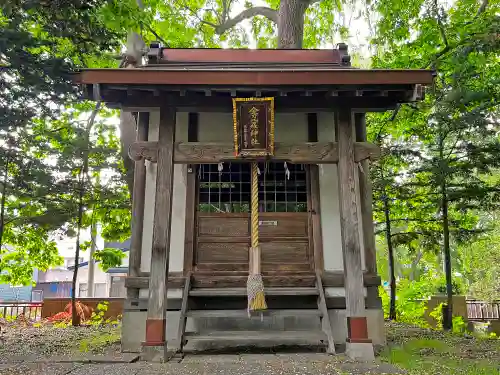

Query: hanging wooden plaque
[[233, 97, 275, 158]]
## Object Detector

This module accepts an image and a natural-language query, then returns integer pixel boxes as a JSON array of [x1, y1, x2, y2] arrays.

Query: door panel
[[193, 163, 313, 274], [260, 241, 309, 263], [198, 215, 249, 237], [258, 213, 309, 238]]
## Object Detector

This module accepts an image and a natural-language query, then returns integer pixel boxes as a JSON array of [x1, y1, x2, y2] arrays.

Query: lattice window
[[197, 163, 307, 213]]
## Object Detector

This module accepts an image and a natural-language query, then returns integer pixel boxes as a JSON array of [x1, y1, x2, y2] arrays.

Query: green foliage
[[452, 316, 466, 334], [370, 0, 500, 312], [380, 280, 433, 327], [0, 227, 63, 285], [429, 303, 444, 330], [78, 325, 121, 353], [90, 301, 109, 326], [381, 323, 500, 375], [0, 1, 128, 283], [93, 248, 126, 271], [436, 280, 463, 296]]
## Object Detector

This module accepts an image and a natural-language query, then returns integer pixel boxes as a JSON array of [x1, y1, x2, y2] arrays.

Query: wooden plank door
[[193, 163, 313, 275]]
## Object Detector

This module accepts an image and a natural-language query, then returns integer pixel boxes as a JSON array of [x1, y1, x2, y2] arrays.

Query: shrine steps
[[186, 309, 322, 318], [170, 271, 336, 359], [184, 330, 327, 342]]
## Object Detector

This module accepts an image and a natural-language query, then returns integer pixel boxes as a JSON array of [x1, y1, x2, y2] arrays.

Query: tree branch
[[477, 0, 489, 16], [423, 0, 490, 69], [215, 7, 278, 35]]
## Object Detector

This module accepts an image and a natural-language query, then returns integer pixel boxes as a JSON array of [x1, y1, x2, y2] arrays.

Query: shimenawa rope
[[247, 162, 267, 315]]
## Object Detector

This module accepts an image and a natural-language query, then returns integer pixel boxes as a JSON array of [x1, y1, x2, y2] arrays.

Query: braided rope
[[251, 162, 259, 249], [247, 162, 267, 313]]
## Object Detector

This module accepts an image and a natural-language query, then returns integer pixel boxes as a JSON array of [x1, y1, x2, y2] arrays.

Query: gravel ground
[[1, 321, 498, 375], [0, 355, 405, 375], [0, 324, 405, 375], [0, 324, 120, 363]]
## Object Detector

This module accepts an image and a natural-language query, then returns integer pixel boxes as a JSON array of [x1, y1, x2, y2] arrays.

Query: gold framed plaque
[[233, 97, 275, 158]]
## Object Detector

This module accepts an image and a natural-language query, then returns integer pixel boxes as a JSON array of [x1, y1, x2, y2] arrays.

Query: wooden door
[[193, 163, 313, 275]]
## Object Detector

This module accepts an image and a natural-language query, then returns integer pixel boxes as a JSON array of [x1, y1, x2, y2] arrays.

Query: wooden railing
[[466, 300, 500, 321], [0, 302, 43, 321]]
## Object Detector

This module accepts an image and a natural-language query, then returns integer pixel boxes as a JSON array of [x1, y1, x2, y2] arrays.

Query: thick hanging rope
[[247, 162, 267, 314]]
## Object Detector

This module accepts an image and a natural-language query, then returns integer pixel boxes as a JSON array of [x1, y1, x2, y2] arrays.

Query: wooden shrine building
[[74, 44, 433, 361]]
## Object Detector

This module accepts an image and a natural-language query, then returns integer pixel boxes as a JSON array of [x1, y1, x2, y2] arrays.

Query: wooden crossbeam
[[128, 141, 381, 164]]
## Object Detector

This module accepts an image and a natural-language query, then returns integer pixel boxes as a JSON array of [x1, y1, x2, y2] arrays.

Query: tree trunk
[[71, 188, 84, 326], [0, 156, 8, 285], [0, 158, 9, 253], [277, 0, 308, 49], [87, 219, 97, 297], [71, 103, 100, 326], [441, 181, 453, 330], [383, 189, 397, 321]]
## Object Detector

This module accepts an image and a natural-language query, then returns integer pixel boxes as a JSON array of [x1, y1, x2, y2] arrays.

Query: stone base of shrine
[[121, 297, 385, 354], [345, 341, 376, 361]]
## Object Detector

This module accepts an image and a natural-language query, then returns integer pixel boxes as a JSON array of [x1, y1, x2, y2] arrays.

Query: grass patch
[[379, 323, 500, 375], [78, 326, 121, 353]]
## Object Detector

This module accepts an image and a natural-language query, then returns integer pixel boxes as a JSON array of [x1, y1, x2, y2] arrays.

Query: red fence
[[0, 302, 43, 321], [1, 298, 124, 322], [41, 298, 124, 320], [466, 300, 500, 321]]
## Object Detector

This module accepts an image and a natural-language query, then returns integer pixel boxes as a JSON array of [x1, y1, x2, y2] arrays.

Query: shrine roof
[[73, 46, 434, 111]]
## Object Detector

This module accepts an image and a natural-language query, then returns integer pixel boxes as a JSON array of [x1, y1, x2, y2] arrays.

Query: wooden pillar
[[142, 107, 176, 359], [307, 113, 324, 271], [127, 112, 149, 299], [354, 113, 377, 275], [336, 109, 374, 359]]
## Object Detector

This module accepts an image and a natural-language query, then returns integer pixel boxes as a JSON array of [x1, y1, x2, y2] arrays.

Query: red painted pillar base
[[346, 316, 372, 343], [142, 318, 166, 346], [141, 318, 167, 362]]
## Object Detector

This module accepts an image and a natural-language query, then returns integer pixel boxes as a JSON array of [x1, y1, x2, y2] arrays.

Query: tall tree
[[0, 1, 127, 284], [370, 0, 500, 328]]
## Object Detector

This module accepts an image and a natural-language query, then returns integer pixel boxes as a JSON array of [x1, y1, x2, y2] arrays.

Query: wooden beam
[[183, 113, 198, 275], [144, 106, 176, 354], [355, 142, 381, 162], [127, 112, 149, 299], [129, 141, 381, 165], [128, 141, 159, 162], [125, 272, 381, 289], [102, 91, 407, 112], [336, 109, 372, 350], [355, 113, 377, 274]]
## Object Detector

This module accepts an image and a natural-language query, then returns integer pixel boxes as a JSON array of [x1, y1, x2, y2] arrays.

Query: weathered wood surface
[[183, 114, 198, 275], [183, 169, 196, 273], [189, 287, 318, 297], [195, 213, 312, 273], [125, 272, 382, 290], [100, 88, 422, 113], [336, 110, 366, 317], [127, 112, 149, 299], [184, 331, 327, 341], [175, 272, 191, 352], [128, 141, 381, 164], [146, 107, 176, 327], [355, 113, 377, 274], [186, 309, 321, 318], [128, 140, 159, 162], [309, 166, 324, 271], [316, 270, 336, 354]]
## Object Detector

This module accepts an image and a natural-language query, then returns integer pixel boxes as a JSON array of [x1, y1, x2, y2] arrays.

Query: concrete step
[[189, 287, 319, 297], [184, 330, 327, 342], [186, 309, 323, 318]]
